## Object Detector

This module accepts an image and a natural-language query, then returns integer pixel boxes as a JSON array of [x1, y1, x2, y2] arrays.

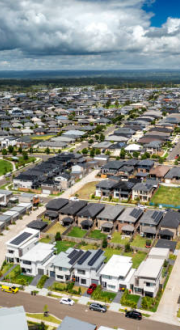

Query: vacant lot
[[46, 222, 65, 235], [55, 241, 76, 254], [111, 232, 130, 245], [68, 227, 87, 238], [88, 230, 107, 240], [0, 159, 13, 175], [151, 185, 180, 207], [76, 181, 99, 199]]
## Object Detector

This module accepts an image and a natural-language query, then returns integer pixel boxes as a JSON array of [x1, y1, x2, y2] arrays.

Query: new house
[[139, 210, 164, 238], [117, 207, 143, 235], [132, 182, 155, 202], [96, 205, 124, 232], [76, 203, 105, 229], [159, 210, 180, 240]]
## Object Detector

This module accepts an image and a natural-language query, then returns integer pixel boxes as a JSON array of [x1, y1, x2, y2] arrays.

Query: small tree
[[22, 151, 29, 160], [102, 237, 108, 248], [2, 149, 7, 155], [120, 148, 126, 159], [8, 145, 14, 153], [55, 232, 61, 241], [43, 304, 49, 317], [90, 149, 95, 158], [45, 147, 50, 154], [125, 243, 131, 253], [18, 146, 22, 153], [82, 148, 88, 155]]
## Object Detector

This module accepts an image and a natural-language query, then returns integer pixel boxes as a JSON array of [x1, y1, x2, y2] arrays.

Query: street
[[0, 290, 179, 330], [168, 137, 180, 160]]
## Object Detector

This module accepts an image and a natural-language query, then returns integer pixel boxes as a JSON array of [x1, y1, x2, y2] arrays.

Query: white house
[[6, 228, 40, 263], [20, 243, 55, 276], [99, 255, 136, 292], [47, 248, 75, 282]]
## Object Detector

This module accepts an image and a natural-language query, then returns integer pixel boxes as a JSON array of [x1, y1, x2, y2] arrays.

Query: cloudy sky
[[0, 0, 180, 70]]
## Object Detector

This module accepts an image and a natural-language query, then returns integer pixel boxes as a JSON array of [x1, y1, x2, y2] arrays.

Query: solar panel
[[130, 209, 136, 217], [88, 249, 104, 266], [155, 213, 163, 224], [10, 232, 31, 246], [152, 211, 158, 219], [68, 249, 78, 259], [69, 250, 84, 265], [77, 251, 91, 265]]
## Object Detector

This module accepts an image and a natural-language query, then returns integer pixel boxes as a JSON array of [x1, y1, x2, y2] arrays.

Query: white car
[[69, 196, 79, 201], [60, 298, 74, 306]]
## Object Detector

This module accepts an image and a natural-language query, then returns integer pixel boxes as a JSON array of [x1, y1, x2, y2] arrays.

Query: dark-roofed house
[[117, 207, 143, 235], [96, 205, 124, 232], [101, 161, 124, 177], [27, 220, 48, 231], [95, 180, 118, 198], [159, 210, 180, 240], [132, 182, 155, 202], [113, 181, 135, 201], [137, 159, 154, 173], [46, 198, 69, 213], [77, 203, 105, 228], [57, 316, 96, 330], [165, 167, 180, 184], [155, 239, 177, 252], [59, 201, 87, 223], [140, 210, 164, 238]]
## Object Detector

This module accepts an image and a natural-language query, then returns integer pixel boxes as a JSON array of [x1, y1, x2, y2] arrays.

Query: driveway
[[150, 249, 180, 326]]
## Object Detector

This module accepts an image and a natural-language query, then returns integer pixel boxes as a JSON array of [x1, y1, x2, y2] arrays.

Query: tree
[[102, 237, 108, 248], [95, 149, 101, 155], [105, 99, 111, 108], [8, 145, 14, 153], [45, 147, 50, 154], [22, 151, 29, 160], [95, 134, 99, 141], [100, 133, 105, 142], [55, 232, 61, 241], [141, 152, 150, 160], [43, 304, 49, 317], [2, 149, 7, 155], [12, 150, 17, 157], [18, 146, 22, 153], [125, 243, 131, 253], [133, 151, 140, 159], [120, 148, 126, 159], [159, 157, 164, 164], [88, 139, 94, 144], [82, 148, 88, 155], [29, 147, 33, 153], [115, 99, 119, 108], [90, 149, 95, 158]]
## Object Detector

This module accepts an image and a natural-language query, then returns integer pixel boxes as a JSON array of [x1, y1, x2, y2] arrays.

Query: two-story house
[[96, 205, 124, 232], [117, 207, 143, 235], [132, 182, 155, 202], [139, 210, 164, 238], [76, 203, 105, 229]]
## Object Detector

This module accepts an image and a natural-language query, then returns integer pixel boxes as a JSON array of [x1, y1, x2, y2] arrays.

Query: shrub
[[146, 239, 151, 247], [120, 289, 137, 308], [102, 238, 108, 248], [141, 296, 155, 310], [37, 275, 48, 289], [55, 232, 61, 241], [125, 243, 131, 252]]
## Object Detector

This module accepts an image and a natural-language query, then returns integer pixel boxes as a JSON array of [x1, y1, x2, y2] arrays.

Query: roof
[[60, 201, 87, 216], [150, 166, 170, 178], [46, 198, 69, 211], [8, 228, 39, 246], [103, 161, 124, 170], [165, 167, 180, 179], [74, 249, 105, 270], [159, 229, 174, 237], [97, 205, 124, 220], [27, 220, 48, 231], [20, 243, 54, 262], [133, 182, 153, 192], [122, 224, 134, 232], [136, 258, 164, 279], [161, 210, 180, 229], [140, 210, 163, 226], [149, 247, 170, 258], [117, 207, 143, 223], [77, 203, 105, 218], [155, 239, 177, 252], [0, 306, 28, 330], [57, 316, 96, 330], [96, 180, 117, 190], [100, 255, 132, 277]]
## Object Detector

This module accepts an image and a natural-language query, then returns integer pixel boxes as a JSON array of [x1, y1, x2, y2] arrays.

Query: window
[[81, 279, 86, 284], [23, 260, 31, 265], [57, 275, 64, 279], [8, 250, 14, 254], [77, 269, 85, 275], [108, 285, 115, 289]]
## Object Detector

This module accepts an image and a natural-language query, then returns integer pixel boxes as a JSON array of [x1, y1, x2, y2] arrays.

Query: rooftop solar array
[[152, 211, 163, 223], [77, 251, 91, 265], [68, 249, 78, 259], [88, 249, 104, 266], [69, 250, 84, 265], [130, 208, 142, 219], [10, 232, 31, 246]]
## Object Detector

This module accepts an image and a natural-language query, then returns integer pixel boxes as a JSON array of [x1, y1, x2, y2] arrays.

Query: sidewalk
[[27, 316, 60, 328]]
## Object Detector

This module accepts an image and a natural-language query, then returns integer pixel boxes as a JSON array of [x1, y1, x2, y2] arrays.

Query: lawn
[[68, 227, 87, 238], [46, 222, 65, 235], [88, 230, 107, 240], [75, 181, 99, 199], [39, 237, 52, 244], [4, 265, 33, 285], [1, 263, 13, 275], [55, 240, 76, 254], [111, 232, 130, 245], [151, 185, 180, 207], [123, 251, 147, 268], [78, 242, 98, 250], [0, 159, 13, 176], [104, 247, 122, 262], [26, 313, 61, 325], [31, 135, 55, 141], [131, 235, 149, 248], [92, 285, 116, 303], [126, 293, 140, 304]]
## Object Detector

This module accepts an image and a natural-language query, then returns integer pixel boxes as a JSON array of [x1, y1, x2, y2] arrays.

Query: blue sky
[[0, 0, 180, 70], [144, 0, 180, 27]]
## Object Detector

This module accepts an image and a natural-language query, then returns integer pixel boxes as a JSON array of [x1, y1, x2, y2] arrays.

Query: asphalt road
[[168, 139, 180, 160], [0, 290, 179, 330]]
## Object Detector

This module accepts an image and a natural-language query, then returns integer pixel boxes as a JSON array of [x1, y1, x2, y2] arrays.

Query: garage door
[[42, 189, 51, 195], [50, 271, 55, 278], [91, 279, 99, 285], [38, 269, 44, 275]]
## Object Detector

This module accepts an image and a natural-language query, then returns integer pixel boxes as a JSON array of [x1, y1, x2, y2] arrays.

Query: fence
[[150, 202, 180, 209]]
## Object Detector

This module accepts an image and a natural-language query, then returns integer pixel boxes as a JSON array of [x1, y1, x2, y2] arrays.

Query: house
[[165, 167, 180, 184], [0, 189, 13, 206], [59, 201, 87, 223], [76, 203, 105, 228], [6, 228, 40, 263], [148, 247, 169, 261], [96, 205, 124, 232], [117, 207, 143, 235], [57, 316, 96, 330], [101, 161, 124, 176], [139, 210, 164, 238], [132, 182, 155, 202], [73, 249, 105, 287], [155, 239, 177, 252], [46, 198, 69, 213], [20, 242, 55, 276], [137, 160, 154, 173], [27, 220, 48, 232], [159, 210, 180, 240], [99, 255, 136, 292], [133, 257, 164, 297], [113, 181, 135, 201], [96, 180, 117, 198], [0, 306, 28, 330], [149, 165, 170, 181]]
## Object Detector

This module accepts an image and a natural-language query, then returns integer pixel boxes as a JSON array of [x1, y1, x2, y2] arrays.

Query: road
[[0, 290, 179, 330], [168, 137, 180, 160]]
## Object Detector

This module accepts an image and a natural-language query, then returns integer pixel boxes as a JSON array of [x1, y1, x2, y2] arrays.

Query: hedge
[[37, 275, 48, 289]]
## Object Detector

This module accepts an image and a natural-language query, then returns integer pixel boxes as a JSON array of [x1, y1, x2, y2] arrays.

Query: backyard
[[75, 181, 99, 199], [151, 185, 180, 207], [88, 230, 107, 240], [0, 159, 13, 175], [104, 247, 122, 262], [55, 240, 76, 254], [68, 227, 87, 238], [111, 232, 130, 245], [77, 242, 98, 250], [46, 222, 65, 235], [123, 251, 147, 268], [131, 235, 149, 248]]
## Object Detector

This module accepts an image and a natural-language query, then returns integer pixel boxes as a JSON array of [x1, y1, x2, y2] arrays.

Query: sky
[[0, 0, 180, 71]]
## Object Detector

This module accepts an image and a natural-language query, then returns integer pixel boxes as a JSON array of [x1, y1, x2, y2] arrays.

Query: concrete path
[[0, 264, 17, 281], [150, 250, 180, 326], [44, 277, 55, 289], [31, 275, 41, 287], [113, 291, 123, 303], [109, 302, 121, 312]]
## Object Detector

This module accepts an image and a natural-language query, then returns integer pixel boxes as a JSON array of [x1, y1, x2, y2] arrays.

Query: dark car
[[87, 283, 97, 295], [125, 310, 142, 320], [89, 303, 107, 313]]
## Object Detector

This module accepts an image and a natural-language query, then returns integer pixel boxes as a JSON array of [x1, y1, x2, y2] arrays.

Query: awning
[[143, 227, 156, 234], [62, 217, 74, 224], [122, 225, 134, 232], [45, 210, 59, 218], [80, 219, 93, 227], [159, 229, 174, 237], [101, 222, 113, 229]]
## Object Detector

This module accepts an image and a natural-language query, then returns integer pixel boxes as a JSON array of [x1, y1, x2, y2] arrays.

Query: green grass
[[1, 263, 13, 275], [31, 135, 55, 141], [46, 222, 65, 235], [55, 240, 76, 254], [177, 308, 180, 318], [131, 235, 148, 248], [0, 159, 13, 175], [104, 247, 122, 262], [26, 313, 61, 325], [151, 185, 180, 207], [76, 181, 99, 199], [4, 265, 33, 285], [37, 275, 48, 289], [92, 285, 116, 303], [111, 232, 130, 244], [78, 242, 98, 250], [126, 293, 140, 304], [88, 230, 107, 240], [39, 237, 52, 243], [123, 251, 147, 268], [68, 227, 87, 238]]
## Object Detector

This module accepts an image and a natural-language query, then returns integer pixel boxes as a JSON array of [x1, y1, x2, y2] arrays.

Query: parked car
[[70, 196, 79, 201], [125, 310, 142, 320], [89, 303, 107, 313], [175, 154, 179, 159], [87, 283, 97, 295], [60, 298, 74, 306]]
